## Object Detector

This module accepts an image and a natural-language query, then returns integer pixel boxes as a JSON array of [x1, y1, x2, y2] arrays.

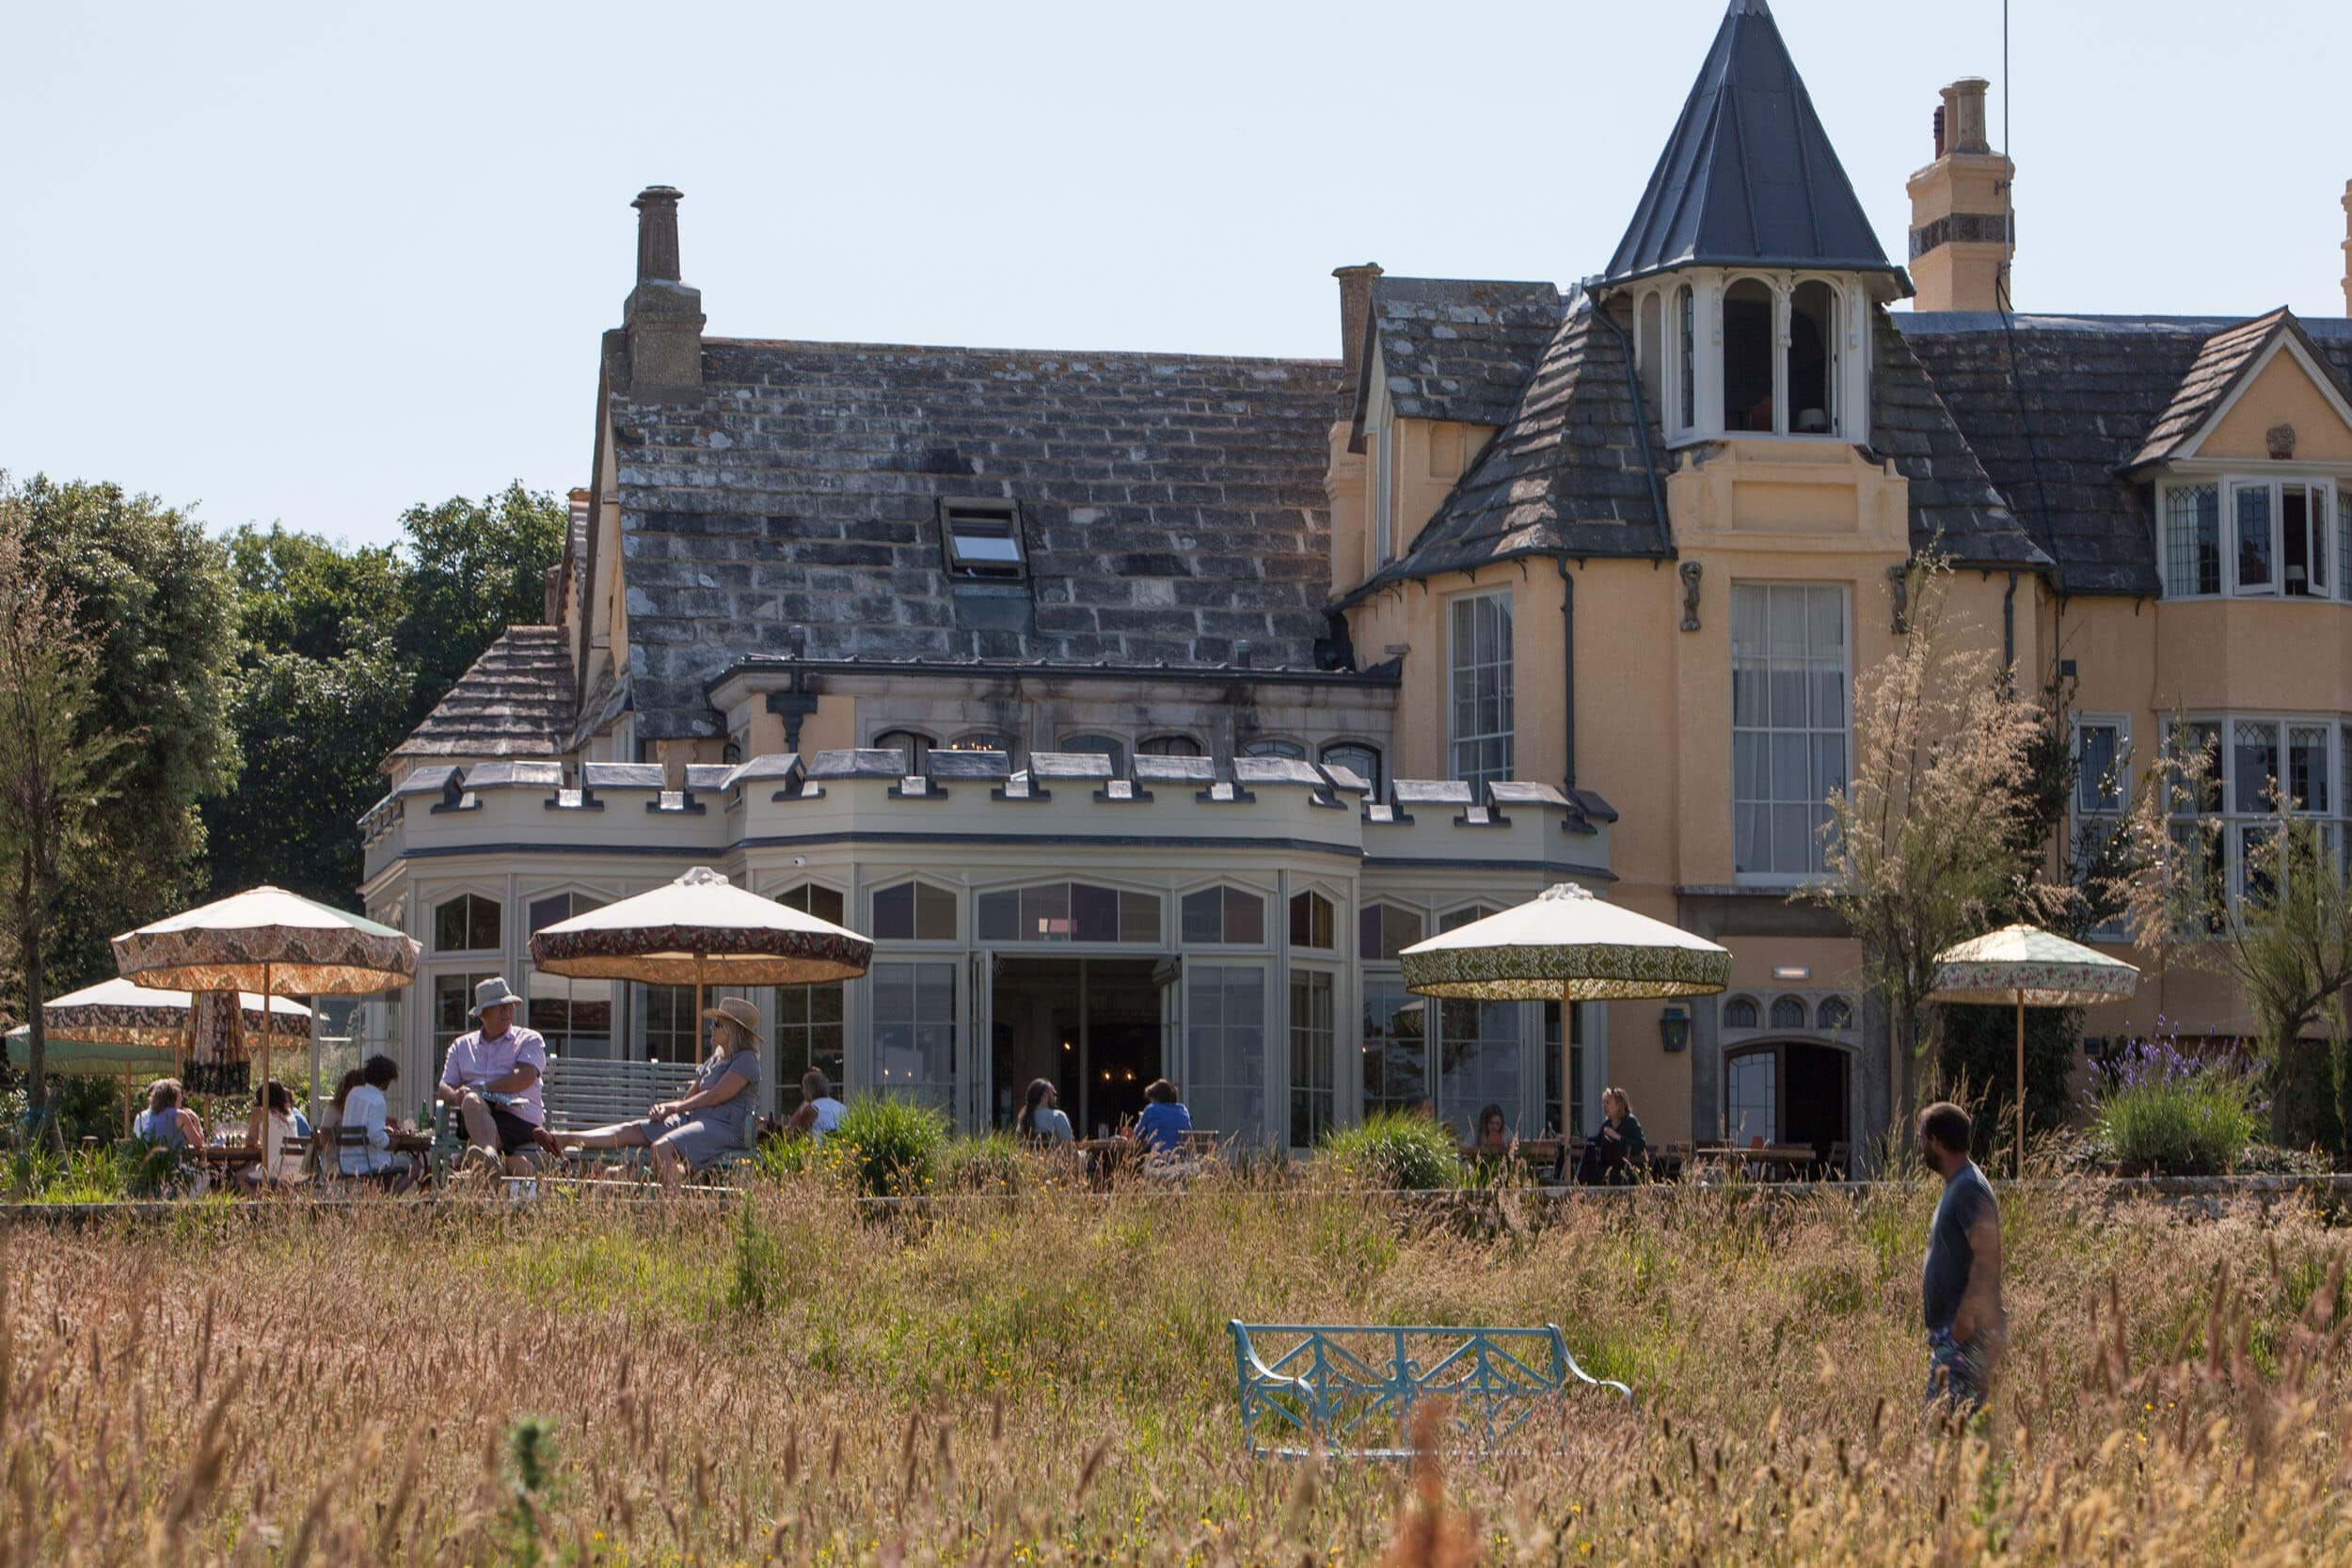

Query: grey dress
[[636, 1049, 761, 1168]]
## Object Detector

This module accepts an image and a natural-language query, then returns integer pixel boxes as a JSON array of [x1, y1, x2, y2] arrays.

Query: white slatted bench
[[432, 1054, 701, 1175]]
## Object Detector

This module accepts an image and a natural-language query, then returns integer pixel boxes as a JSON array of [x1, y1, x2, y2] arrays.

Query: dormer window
[[940, 499, 1025, 580], [1644, 271, 1868, 446]]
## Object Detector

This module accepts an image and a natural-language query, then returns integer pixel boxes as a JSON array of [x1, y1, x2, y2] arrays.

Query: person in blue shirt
[[1128, 1079, 1192, 1155], [1917, 1101, 2004, 1418]]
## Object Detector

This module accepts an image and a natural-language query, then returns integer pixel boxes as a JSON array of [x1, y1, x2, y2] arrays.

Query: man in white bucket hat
[[435, 976, 548, 1175]]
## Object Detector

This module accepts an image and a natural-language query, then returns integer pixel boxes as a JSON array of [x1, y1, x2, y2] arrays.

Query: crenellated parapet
[[360, 749, 1613, 890]]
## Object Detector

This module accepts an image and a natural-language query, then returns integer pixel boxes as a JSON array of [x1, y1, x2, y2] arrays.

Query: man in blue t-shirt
[[1917, 1101, 2004, 1417]]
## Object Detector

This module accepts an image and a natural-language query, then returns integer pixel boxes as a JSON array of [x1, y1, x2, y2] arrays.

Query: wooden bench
[[1229, 1322, 1631, 1459]]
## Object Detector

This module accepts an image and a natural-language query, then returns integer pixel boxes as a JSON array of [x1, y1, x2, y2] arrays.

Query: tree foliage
[[394, 483, 566, 715], [2, 476, 238, 991], [0, 498, 136, 1140], [1803, 560, 2068, 1122]]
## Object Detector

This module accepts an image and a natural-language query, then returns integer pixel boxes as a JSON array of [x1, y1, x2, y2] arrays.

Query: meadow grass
[[3, 1167, 2349, 1565]]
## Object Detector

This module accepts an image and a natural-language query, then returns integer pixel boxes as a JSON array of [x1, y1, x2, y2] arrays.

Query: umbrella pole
[[261, 962, 273, 1138], [694, 954, 707, 1063], [2014, 995, 2026, 1180]]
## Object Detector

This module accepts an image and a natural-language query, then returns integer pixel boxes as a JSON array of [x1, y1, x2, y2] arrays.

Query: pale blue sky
[[6, 0, 2348, 547]]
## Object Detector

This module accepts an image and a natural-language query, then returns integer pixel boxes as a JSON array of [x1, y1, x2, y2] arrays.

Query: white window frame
[[1446, 589, 1515, 792], [2167, 713, 2352, 911], [1653, 269, 1870, 449], [2160, 475, 2340, 601], [2072, 714, 2132, 939], [1730, 581, 1851, 887]]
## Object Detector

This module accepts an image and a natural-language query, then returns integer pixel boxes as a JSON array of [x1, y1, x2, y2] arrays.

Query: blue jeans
[[1925, 1326, 1988, 1414]]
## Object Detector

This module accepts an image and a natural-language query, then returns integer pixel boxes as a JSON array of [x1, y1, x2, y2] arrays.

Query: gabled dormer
[[1600, 0, 1909, 449]]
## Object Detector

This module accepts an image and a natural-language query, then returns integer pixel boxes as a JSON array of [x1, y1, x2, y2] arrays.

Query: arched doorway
[[1724, 1039, 1851, 1168]]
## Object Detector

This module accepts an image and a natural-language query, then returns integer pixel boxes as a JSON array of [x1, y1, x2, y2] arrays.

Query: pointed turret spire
[[1603, 0, 1902, 289]]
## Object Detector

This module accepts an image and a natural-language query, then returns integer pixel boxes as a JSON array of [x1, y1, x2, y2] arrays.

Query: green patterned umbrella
[[1399, 882, 1730, 1003], [1930, 924, 2138, 1176]]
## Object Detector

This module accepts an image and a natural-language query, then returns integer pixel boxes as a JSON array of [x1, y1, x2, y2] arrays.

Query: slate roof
[[387, 626, 576, 763], [1353, 277, 1565, 433], [1344, 294, 2043, 602], [1604, 0, 1900, 288], [1898, 313, 2352, 596], [610, 340, 1349, 737], [2126, 309, 2352, 469], [1344, 293, 1670, 598]]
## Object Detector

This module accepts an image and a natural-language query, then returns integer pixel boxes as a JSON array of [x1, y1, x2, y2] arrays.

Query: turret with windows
[[1604, 0, 1908, 447]]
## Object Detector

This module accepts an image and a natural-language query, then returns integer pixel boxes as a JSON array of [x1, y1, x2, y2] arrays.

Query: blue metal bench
[[1228, 1322, 1631, 1458]]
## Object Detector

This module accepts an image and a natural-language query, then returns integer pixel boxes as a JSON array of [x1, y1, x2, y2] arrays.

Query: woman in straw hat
[[548, 996, 764, 1191]]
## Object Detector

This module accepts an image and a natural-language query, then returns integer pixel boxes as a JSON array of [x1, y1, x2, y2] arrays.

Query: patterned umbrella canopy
[[112, 886, 420, 996], [1928, 924, 2139, 1007], [1400, 882, 1731, 1002], [16, 978, 310, 1051], [530, 866, 872, 987]]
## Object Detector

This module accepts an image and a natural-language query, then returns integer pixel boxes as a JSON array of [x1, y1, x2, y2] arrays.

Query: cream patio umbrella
[[1399, 882, 1732, 1004], [528, 866, 872, 1047], [1928, 924, 2139, 1177], [112, 887, 421, 1118], [7, 980, 311, 1133], [1400, 882, 1730, 1140]]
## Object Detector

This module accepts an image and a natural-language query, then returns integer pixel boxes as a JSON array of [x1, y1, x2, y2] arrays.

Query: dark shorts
[[462, 1099, 542, 1156]]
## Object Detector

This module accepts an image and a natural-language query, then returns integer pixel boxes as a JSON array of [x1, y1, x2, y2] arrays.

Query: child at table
[[340, 1053, 418, 1191]]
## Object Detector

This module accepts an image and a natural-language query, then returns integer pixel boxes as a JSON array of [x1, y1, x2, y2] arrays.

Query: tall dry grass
[[3, 1171, 2349, 1565]]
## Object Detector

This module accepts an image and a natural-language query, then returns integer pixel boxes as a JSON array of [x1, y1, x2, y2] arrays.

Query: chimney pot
[[2340, 179, 2351, 314], [1943, 78, 1992, 155], [1931, 105, 1946, 159], [1332, 263, 1383, 389], [632, 185, 685, 284]]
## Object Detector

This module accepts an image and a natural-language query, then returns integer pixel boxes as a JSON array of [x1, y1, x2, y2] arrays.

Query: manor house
[[358, 0, 2352, 1164]]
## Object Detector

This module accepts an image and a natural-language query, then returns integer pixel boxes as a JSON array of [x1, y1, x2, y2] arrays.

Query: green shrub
[[1319, 1111, 1462, 1191], [830, 1098, 948, 1197], [2096, 1070, 2257, 1175]]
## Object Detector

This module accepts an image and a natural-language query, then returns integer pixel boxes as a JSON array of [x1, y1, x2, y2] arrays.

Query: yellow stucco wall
[[2201, 350, 2352, 463]]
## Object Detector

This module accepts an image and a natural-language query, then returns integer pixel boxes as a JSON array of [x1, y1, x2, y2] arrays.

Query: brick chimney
[[1333, 263, 1382, 388], [1905, 79, 2013, 312], [621, 185, 705, 397]]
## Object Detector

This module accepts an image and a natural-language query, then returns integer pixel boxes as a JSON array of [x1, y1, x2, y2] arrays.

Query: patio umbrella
[[111, 886, 421, 1115], [7, 980, 311, 1133], [529, 865, 872, 1041], [1928, 924, 2139, 1177], [1399, 882, 1731, 1003]]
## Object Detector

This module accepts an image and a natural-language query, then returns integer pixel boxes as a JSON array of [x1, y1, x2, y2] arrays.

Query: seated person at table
[[1575, 1087, 1646, 1185], [1472, 1103, 1511, 1153], [238, 1080, 310, 1190], [783, 1068, 848, 1142], [317, 1069, 365, 1135], [1127, 1079, 1192, 1155], [133, 1077, 203, 1152], [1018, 1078, 1073, 1146], [554, 997, 763, 1190], [340, 1053, 418, 1191], [437, 976, 548, 1177]]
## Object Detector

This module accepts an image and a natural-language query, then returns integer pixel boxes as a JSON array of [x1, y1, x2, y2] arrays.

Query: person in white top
[[1018, 1078, 1073, 1145], [786, 1069, 849, 1142], [339, 1053, 418, 1191], [435, 977, 548, 1176], [237, 1080, 309, 1190]]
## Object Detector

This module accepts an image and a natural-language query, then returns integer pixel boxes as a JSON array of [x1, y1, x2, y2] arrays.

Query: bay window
[[2167, 715, 2352, 911], [2162, 477, 2338, 599]]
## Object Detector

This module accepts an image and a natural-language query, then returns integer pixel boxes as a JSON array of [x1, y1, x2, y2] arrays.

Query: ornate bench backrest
[[1228, 1322, 1630, 1458]]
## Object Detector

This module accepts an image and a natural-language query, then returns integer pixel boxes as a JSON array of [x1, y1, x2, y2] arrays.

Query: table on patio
[[1692, 1143, 1822, 1180], [1458, 1139, 1566, 1179]]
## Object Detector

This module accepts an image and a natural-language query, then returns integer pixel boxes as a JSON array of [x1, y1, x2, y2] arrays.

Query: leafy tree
[[1804, 560, 2068, 1128], [223, 524, 406, 662], [395, 483, 565, 721], [2119, 738, 2352, 1152], [0, 501, 134, 1145], [2, 476, 237, 990]]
